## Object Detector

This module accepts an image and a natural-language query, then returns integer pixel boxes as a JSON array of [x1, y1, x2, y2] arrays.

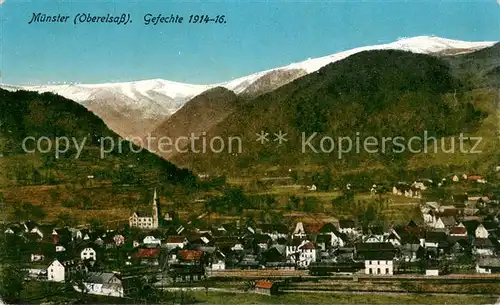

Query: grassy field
[[189, 291, 497, 305], [17, 281, 498, 305]]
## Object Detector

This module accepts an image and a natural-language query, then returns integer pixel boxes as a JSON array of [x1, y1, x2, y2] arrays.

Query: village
[[1, 171, 500, 301]]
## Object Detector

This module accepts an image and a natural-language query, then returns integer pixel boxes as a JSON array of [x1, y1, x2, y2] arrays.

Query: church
[[129, 189, 159, 229]]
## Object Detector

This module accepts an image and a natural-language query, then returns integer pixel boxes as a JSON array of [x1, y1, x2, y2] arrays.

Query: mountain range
[[173, 45, 500, 175], [1, 36, 496, 141]]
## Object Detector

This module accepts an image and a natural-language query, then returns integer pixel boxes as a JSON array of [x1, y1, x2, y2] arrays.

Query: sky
[[1, 0, 499, 85]]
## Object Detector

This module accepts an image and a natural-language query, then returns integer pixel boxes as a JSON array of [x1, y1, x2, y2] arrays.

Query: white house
[[474, 238, 495, 256], [211, 251, 226, 271], [47, 259, 66, 282], [364, 253, 394, 275], [31, 253, 45, 262], [330, 232, 346, 248], [476, 258, 500, 274], [143, 235, 162, 246], [77, 272, 124, 297], [69, 228, 83, 240], [307, 184, 317, 191], [363, 235, 384, 243], [386, 231, 401, 246], [422, 212, 435, 226], [411, 181, 427, 191], [231, 242, 245, 251], [292, 222, 307, 238], [81, 247, 97, 261], [297, 242, 317, 268], [286, 239, 306, 260], [260, 224, 289, 241], [165, 236, 187, 249], [287, 239, 318, 267], [338, 220, 358, 236], [475, 224, 489, 239]]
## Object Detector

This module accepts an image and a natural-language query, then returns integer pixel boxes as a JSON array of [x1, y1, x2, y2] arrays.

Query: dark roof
[[462, 220, 480, 235], [438, 216, 456, 227], [214, 236, 240, 246], [132, 211, 151, 218], [23, 221, 39, 232], [356, 242, 394, 252], [276, 237, 288, 245], [253, 234, 272, 244], [449, 227, 467, 235], [363, 251, 395, 260], [319, 222, 338, 233], [262, 247, 285, 262], [483, 221, 498, 231], [407, 220, 418, 228], [167, 236, 186, 244], [425, 231, 448, 243], [366, 226, 384, 235], [315, 234, 332, 244], [288, 238, 305, 247], [474, 238, 494, 248], [259, 224, 289, 234], [339, 219, 355, 229], [477, 258, 500, 267]]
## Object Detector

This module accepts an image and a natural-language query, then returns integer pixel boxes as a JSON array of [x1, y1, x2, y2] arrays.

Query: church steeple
[[152, 188, 159, 229]]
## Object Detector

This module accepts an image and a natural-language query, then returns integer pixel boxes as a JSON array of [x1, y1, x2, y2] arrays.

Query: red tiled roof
[[178, 250, 203, 261], [450, 227, 467, 235], [299, 242, 315, 250], [439, 209, 458, 217], [135, 248, 160, 258], [304, 223, 324, 233], [468, 175, 483, 181], [255, 280, 273, 289]]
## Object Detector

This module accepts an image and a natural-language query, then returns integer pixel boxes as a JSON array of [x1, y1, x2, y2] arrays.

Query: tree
[[302, 197, 319, 212], [0, 264, 25, 303], [71, 267, 91, 302], [289, 195, 300, 211], [88, 218, 104, 231], [312, 169, 333, 191], [22, 202, 46, 220], [354, 198, 388, 228], [56, 212, 77, 227]]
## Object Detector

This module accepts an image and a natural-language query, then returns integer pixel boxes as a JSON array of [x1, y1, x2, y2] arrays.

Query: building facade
[[129, 189, 159, 229]]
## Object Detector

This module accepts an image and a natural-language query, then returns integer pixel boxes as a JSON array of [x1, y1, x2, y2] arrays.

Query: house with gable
[[292, 222, 307, 238], [165, 236, 187, 249], [318, 223, 347, 248], [78, 272, 124, 297], [338, 219, 358, 236], [364, 252, 394, 275], [475, 224, 489, 239], [129, 189, 160, 229]]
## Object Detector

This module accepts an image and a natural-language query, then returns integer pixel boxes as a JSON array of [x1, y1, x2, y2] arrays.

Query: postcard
[[0, 1, 499, 304]]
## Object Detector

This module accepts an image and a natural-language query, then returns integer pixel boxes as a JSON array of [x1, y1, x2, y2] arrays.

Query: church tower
[[152, 188, 159, 229]]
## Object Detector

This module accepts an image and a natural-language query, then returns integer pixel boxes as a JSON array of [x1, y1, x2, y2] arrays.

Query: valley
[[1, 35, 500, 305]]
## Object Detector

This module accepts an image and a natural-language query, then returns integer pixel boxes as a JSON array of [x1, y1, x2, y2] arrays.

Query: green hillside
[[0, 89, 197, 222], [173, 49, 498, 177]]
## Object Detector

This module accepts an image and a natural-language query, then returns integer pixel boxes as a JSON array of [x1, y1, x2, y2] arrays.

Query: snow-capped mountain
[[1, 36, 496, 139]]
